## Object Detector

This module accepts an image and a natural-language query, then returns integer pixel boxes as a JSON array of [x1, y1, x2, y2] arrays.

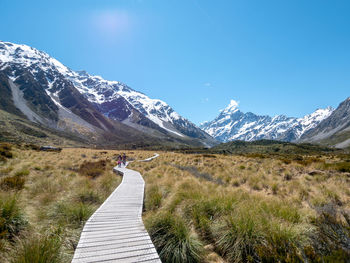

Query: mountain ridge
[[299, 97, 350, 149], [0, 40, 216, 147], [200, 99, 334, 143]]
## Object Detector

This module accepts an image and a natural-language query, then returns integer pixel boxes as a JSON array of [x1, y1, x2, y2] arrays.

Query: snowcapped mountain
[[200, 100, 334, 142], [65, 70, 212, 141], [0, 40, 215, 146], [300, 97, 350, 148]]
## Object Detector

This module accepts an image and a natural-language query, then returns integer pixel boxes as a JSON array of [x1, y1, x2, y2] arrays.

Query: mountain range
[[0, 40, 349, 149], [200, 98, 350, 149], [0, 40, 216, 148], [200, 100, 334, 142]]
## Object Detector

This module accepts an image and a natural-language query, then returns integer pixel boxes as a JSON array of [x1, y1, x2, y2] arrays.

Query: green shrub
[[0, 195, 27, 240], [146, 212, 203, 263], [11, 234, 62, 263]]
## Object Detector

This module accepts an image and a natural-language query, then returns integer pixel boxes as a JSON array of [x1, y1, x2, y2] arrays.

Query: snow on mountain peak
[[221, 99, 239, 114], [0, 40, 72, 77], [201, 100, 334, 142], [0, 40, 199, 138]]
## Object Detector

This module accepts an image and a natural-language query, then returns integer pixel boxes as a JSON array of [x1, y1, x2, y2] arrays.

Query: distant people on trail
[[116, 153, 127, 167], [122, 153, 127, 165]]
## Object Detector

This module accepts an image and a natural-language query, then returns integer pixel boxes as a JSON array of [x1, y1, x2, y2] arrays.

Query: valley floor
[[0, 144, 350, 262]]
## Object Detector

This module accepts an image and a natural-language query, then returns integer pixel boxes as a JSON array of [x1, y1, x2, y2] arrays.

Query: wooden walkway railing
[[72, 154, 161, 263]]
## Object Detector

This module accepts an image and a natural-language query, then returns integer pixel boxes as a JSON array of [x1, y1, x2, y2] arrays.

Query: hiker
[[122, 153, 126, 165], [117, 154, 122, 167]]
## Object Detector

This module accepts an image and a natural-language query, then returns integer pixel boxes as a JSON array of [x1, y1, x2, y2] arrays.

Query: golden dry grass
[[130, 152, 350, 262], [0, 146, 151, 262], [1, 146, 349, 262]]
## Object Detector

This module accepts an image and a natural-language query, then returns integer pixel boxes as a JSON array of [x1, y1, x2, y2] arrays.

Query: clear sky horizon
[[1, 0, 350, 124]]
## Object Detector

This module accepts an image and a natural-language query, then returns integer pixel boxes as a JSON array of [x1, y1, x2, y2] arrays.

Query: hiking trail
[[72, 153, 161, 263]]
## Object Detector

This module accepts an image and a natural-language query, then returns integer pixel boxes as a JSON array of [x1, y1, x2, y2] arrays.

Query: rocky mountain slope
[[0, 41, 216, 147], [300, 97, 350, 148], [200, 100, 333, 143]]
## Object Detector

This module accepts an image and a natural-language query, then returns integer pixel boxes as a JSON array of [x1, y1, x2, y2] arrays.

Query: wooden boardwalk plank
[[72, 154, 161, 263]]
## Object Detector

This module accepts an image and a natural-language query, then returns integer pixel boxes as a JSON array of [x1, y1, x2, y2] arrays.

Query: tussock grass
[[76, 189, 101, 205], [145, 185, 163, 211], [11, 233, 62, 263], [52, 202, 93, 227], [323, 161, 350, 173], [146, 212, 203, 263], [0, 146, 141, 262], [0, 195, 27, 240], [1, 145, 349, 262], [78, 159, 108, 178], [130, 150, 350, 262], [14, 169, 29, 177], [0, 176, 25, 191], [0, 143, 13, 163]]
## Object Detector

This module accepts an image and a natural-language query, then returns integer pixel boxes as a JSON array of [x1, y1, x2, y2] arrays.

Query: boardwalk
[[72, 154, 161, 263]]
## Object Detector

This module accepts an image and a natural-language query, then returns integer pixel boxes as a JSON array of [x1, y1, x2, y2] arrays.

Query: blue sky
[[1, 0, 350, 124]]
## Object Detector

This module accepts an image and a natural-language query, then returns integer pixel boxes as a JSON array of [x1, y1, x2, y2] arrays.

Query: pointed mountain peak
[[221, 99, 239, 114]]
